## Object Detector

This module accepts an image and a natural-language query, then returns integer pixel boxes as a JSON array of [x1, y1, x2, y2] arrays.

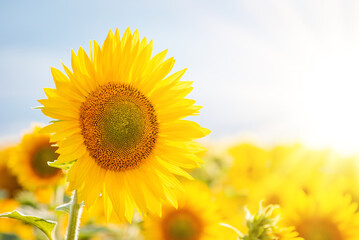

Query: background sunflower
[[143, 181, 230, 240], [282, 189, 359, 240], [8, 125, 63, 192]]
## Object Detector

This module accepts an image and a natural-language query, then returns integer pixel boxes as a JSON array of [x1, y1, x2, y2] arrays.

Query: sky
[[1, 0, 359, 154]]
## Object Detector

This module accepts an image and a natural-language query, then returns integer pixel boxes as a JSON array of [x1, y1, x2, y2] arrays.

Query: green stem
[[66, 190, 83, 240]]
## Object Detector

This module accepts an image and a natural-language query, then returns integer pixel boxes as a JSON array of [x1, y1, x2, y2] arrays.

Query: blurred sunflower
[[0, 147, 22, 198], [269, 144, 308, 177], [270, 145, 300, 169], [227, 144, 337, 211], [39, 28, 209, 222], [245, 174, 297, 211], [144, 182, 226, 240], [287, 149, 333, 195], [320, 155, 359, 204], [227, 143, 271, 194], [9, 125, 63, 191], [282, 189, 359, 240]]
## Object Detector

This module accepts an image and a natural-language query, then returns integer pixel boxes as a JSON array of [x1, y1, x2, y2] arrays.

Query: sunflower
[[0, 146, 22, 198], [38, 28, 209, 222], [143, 181, 227, 240], [285, 148, 334, 195], [227, 143, 271, 195], [9, 125, 63, 191], [317, 155, 359, 204], [281, 189, 359, 240], [227, 144, 334, 209], [245, 174, 298, 211]]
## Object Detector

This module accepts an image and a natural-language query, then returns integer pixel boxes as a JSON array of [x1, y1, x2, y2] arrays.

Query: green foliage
[[220, 203, 281, 240], [0, 211, 56, 240], [243, 204, 280, 240], [48, 160, 76, 170], [55, 202, 71, 214]]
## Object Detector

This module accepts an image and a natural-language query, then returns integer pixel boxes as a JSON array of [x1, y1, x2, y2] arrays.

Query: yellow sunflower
[[227, 143, 271, 194], [0, 146, 22, 198], [143, 181, 227, 240], [317, 155, 359, 204], [281, 189, 359, 240], [245, 174, 298, 211], [9, 125, 63, 191], [38, 28, 209, 222]]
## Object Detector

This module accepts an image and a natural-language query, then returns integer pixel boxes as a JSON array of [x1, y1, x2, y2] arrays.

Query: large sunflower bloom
[[39, 28, 209, 222], [9, 125, 63, 191]]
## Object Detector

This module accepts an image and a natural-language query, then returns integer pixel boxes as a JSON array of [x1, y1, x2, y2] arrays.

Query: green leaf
[[32, 106, 44, 109], [48, 159, 76, 170], [55, 202, 71, 214], [0, 211, 56, 240], [49, 120, 63, 123]]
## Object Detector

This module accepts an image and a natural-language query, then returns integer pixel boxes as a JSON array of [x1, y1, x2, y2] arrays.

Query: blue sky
[[2, 0, 359, 154]]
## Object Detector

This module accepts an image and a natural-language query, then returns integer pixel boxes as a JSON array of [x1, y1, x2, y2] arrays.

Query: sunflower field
[[0, 27, 359, 240]]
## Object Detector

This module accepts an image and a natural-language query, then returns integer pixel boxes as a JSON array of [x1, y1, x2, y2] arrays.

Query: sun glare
[[295, 34, 359, 154]]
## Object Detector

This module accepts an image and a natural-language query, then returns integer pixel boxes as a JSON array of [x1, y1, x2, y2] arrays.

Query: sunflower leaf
[[0, 211, 56, 240], [48, 159, 76, 170], [55, 202, 71, 214]]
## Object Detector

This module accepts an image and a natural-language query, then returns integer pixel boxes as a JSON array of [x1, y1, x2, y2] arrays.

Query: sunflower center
[[162, 209, 203, 240], [79, 83, 158, 171], [296, 219, 342, 240], [266, 194, 281, 205], [103, 101, 145, 148], [31, 146, 60, 178]]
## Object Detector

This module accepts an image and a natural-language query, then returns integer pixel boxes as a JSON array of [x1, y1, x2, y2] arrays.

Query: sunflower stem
[[65, 190, 83, 240]]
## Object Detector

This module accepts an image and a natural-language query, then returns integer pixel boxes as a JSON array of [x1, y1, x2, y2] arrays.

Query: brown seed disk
[[27, 136, 61, 178], [79, 83, 158, 171], [161, 208, 204, 240]]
